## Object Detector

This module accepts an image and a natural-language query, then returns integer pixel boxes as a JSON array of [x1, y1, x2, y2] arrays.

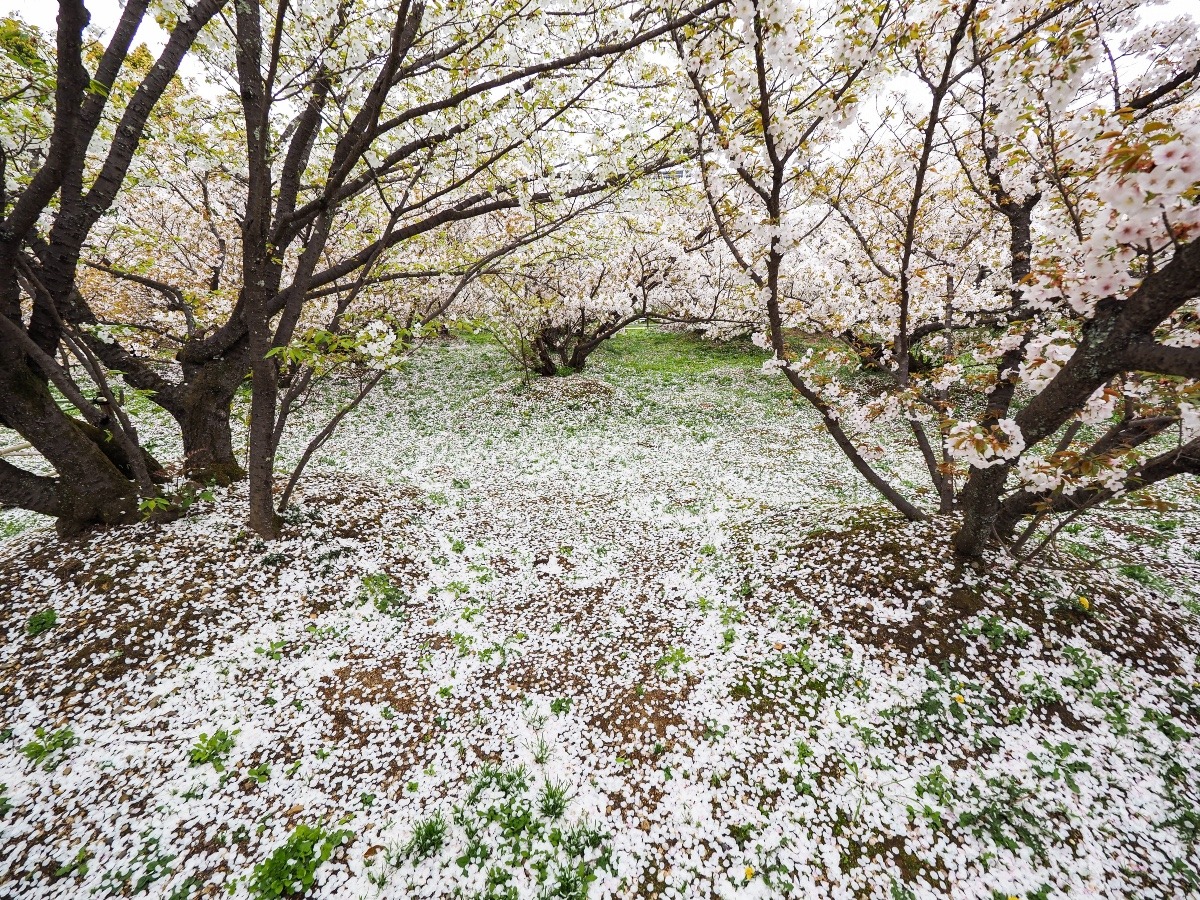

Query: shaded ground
[[2, 328, 1200, 900]]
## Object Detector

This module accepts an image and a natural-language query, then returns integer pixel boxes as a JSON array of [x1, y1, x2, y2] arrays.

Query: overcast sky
[[2, 0, 1195, 92], [6, 0, 160, 44], [6, 0, 1196, 42]]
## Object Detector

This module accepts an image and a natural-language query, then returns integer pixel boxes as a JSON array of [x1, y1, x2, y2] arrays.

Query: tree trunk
[[565, 343, 596, 373], [175, 353, 247, 484], [179, 396, 242, 484], [952, 194, 1039, 556], [951, 465, 1008, 556], [0, 348, 139, 535], [530, 336, 559, 377], [246, 320, 282, 539], [73, 419, 166, 484]]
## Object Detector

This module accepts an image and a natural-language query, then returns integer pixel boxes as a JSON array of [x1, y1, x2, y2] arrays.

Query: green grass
[[0, 515, 36, 539], [444, 322, 497, 345], [596, 327, 766, 375]]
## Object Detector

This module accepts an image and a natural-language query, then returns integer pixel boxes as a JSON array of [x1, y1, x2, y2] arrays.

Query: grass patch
[[597, 326, 766, 375]]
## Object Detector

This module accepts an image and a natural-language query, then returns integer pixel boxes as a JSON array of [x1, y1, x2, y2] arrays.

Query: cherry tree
[[947, 4, 1200, 556], [221, 0, 722, 536], [672, 0, 925, 515], [473, 194, 750, 376], [714, 0, 1200, 556], [1, 0, 722, 536], [0, 1, 226, 533]]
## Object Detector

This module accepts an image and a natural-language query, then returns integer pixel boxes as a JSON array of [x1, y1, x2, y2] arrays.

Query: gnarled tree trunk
[[0, 347, 139, 535]]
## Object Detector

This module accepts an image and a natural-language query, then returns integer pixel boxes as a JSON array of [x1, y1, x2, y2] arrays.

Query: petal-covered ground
[[2, 329, 1200, 900]]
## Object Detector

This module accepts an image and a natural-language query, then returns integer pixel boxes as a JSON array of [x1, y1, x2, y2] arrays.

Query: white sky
[[3, 0, 202, 81], [2, 0, 1195, 93], [6, 0, 1195, 43], [7, 0, 164, 46]]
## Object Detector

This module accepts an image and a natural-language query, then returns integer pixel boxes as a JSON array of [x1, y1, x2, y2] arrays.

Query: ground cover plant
[[2, 330, 1200, 899]]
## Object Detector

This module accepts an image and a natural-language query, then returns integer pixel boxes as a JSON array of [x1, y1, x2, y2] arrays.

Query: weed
[[890, 668, 996, 744], [1057, 594, 1094, 616], [26, 607, 57, 638], [358, 574, 408, 617], [246, 764, 271, 784], [728, 822, 757, 848], [249, 824, 353, 900], [255, 640, 287, 661], [1062, 647, 1102, 691], [538, 781, 571, 819], [1118, 563, 1156, 586], [167, 876, 202, 900], [468, 763, 530, 803], [962, 616, 1031, 649], [21, 727, 78, 771], [188, 730, 237, 772], [719, 604, 744, 626], [655, 646, 691, 676], [97, 833, 175, 895], [400, 813, 448, 862], [1018, 674, 1063, 710], [1028, 741, 1092, 794], [1145, 708, 1191, 741], [778, 645, 817, 673], [54, 847, 93, 880], [479, 640, 515, 665], [138, 495, 172, 517], [550, 697, 572, 715], [389, 761, 616, 899], [958, 776, 1049, 861], [908, 766, 956, 830], [1091, 690, 1131, 735]]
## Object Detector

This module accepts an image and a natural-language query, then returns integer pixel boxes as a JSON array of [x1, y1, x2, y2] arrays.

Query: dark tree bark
[[954, 236, 1200, 556], [0, 0, 227, 533], [57, 282, 248, 483], [176, 352, 248, 483], [951, 201, 1037, 555], [0, 340, 138, 534], [527, 309, 644, 376]]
